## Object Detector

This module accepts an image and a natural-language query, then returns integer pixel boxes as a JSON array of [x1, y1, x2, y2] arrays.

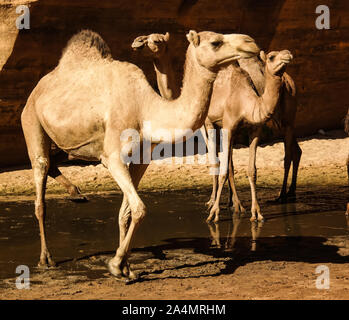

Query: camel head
[[186, 30, 260, 72], [131, 32, 170, 58], [260, 50, 293, 76]]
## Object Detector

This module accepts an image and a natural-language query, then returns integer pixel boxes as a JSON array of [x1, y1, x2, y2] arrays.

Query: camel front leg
[[118, 162, 150, 279], [227, 148, 245, 214], [248, 129, 263, 221], [203, 121, 220, 209], [207, 128, 232, 223], [106, 153, 147, 280]]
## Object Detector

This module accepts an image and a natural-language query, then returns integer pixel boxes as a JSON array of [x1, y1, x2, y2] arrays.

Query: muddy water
[[0, 192, 348, 281]]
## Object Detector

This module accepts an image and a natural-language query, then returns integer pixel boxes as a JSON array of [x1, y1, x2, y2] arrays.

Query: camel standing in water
[[206, 51, 296, 222], [21, 29, 260, 280], [132, 33, 296, 222]]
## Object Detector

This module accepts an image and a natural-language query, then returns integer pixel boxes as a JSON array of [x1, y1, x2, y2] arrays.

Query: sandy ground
[[0, 130, 348, 200], [0, 130, 348, 300]]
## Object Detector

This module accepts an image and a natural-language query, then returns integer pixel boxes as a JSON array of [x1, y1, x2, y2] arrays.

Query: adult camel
[[21, 29, 260, 280]]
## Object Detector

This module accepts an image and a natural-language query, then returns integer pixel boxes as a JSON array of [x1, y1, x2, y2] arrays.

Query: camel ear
[[131, 36, 148, 50], [186, 30, 200, 47], [164, 32, 170, 42], [259, 50, 266, 63]]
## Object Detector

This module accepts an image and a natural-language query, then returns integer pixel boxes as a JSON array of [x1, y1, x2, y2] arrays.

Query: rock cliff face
[[0, 0, 348, 166]]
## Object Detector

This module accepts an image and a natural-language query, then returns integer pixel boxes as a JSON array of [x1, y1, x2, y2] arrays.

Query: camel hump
[[59, 30, 112, 65]]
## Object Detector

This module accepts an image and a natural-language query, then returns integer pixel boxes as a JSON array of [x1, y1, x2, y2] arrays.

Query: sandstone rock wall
[[0, 0, 348, 167]]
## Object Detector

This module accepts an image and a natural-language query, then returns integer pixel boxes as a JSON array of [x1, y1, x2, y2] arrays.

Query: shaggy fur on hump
[[59, 30, 112, 65], [345, 110, 349, 135]]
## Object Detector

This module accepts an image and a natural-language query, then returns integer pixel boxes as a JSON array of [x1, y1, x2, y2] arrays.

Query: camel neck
[[174, 46, 217, 131], [153, 50, 180, 100], [142, 45, 217, 141], [262, 70, 283, 116], [242, 67, 283, 125]]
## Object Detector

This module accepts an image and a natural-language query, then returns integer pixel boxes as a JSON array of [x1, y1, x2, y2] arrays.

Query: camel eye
[[268, 55, 276, 61], [211, 41, 223, 48]]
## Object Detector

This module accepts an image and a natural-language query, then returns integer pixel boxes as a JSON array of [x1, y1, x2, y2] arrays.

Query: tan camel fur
[[205, 50, 294, 222], [21, 29, 259, 280], [345, 109, 349, 215]]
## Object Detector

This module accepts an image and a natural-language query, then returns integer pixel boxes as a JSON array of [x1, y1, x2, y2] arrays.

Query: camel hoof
[[37, 258, 56, 269], [267, 196, 285, 204], [213, 216, 220, 223], [67, 194, 88, 203], [205, 200, 214, 210], [206, 216, 213, 223], [108, 259, 123, 277], [250, 216, 257, 222]]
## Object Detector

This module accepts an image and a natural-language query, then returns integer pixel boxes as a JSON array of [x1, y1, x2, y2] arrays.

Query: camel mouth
[[236, 49, 260, 60], [217, 55, 242, 65]]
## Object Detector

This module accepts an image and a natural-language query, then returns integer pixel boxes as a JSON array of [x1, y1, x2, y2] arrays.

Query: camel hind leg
[[48, 150, 87, 202], [21, 106, 56, 268], [287, 136, 301, 198]]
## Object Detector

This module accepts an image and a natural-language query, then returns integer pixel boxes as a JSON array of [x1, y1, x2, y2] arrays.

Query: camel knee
[[218, 173, 227, 185], [131, 202, 146, 224], [119, 205, 131, 227], [34, 201, 45, 220], [33, 156, 49, 176]]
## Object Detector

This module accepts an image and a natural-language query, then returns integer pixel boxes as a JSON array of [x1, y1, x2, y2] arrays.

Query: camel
[[206, 51, 299, 222], [131, 33, 299, 222], [21, 29, 260, 280], [345, 109, 349, 215], [132, 32, 180, 100]]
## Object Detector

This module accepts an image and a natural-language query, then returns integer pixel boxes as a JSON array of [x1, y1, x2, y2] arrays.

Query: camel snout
[[235, 35, 260, 57], [280, 50, 293, 63]]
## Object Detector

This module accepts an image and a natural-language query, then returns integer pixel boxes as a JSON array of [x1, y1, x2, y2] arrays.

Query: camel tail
[[59, 30, 112, 65]]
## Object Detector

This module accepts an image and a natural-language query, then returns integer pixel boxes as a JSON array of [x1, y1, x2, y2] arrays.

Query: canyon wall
[[0, 0, 348, 167]]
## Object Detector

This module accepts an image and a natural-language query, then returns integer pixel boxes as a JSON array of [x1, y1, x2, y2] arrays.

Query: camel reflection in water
[[207, 214, 264, 252]]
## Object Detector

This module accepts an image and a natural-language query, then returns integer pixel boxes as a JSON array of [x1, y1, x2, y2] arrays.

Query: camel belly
[[37, 99, 106, 160]]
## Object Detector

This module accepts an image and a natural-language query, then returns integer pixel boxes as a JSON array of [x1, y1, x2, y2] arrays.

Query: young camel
[[206, 50, 294, 222], [131, 34, 299, 222], [345, 109, 349, 215], [21, 29, 260, 280]]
